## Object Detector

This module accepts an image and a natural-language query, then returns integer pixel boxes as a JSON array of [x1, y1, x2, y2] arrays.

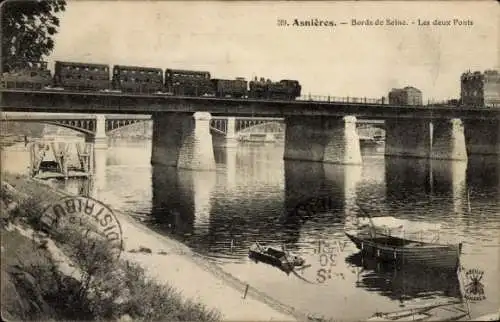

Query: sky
[[47, 0, 499, 101]]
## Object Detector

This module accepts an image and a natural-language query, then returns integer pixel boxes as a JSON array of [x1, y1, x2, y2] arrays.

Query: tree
[[1, 0, 66, 72]]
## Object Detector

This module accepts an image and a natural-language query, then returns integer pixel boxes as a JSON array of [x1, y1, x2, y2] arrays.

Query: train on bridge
[[0, 61, 302, 100]]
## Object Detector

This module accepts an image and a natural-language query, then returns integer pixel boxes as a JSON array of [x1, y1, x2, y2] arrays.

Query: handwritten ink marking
[[316, 268, 332, 283], [286, 196, 354, 285]]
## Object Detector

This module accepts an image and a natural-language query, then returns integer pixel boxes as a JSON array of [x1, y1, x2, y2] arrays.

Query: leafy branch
[[1, 0, 66, 72]]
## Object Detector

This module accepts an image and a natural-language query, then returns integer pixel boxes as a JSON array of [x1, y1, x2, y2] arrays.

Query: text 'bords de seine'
[[351, 18, 473, 26]]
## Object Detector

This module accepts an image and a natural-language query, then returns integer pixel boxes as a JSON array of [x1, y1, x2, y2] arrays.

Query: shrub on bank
[[1, 227, 93, 321], [10, 195, 45, 228], [22, 261, 94, 320], [1, 178, 222, 321]]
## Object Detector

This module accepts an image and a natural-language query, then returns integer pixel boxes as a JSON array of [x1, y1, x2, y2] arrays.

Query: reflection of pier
[[214, 145, 285, 191], [467, 156, 500, 192], [151, 165, 215, 239], [91, 148, 107, 199], [385, 158, 471, 216], [346, 252, 462, 302], [213, 147, 238, 189], [431, 160, 467, 214], [385, 158, 432, 203], [284, 161, 362, 228]]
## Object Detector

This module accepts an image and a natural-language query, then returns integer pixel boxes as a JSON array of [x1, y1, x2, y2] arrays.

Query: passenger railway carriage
[[54, 61, 110, 91], [112, 65, 164, 93], [0, 60, 302, 101], [165, 69, 214, 96]]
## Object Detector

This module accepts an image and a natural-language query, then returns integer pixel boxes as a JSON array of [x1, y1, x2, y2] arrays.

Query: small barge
[[248, 243, 305, 274]]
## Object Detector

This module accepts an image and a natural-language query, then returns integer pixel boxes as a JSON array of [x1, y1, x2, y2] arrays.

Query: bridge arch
[[106, 119, 151, 135], [6, 120, 95, 136], [237, 121, 285, 134]]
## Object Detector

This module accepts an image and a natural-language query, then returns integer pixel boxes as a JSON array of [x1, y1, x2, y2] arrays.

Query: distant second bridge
[[0, 111, 388, 148]]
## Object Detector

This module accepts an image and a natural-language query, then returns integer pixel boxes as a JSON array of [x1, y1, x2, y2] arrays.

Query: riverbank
[[1, 175, 221, 321], [1, 173, 303, 321]]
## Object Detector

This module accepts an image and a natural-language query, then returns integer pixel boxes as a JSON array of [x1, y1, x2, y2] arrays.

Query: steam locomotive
[[0, 60, 302, 100]]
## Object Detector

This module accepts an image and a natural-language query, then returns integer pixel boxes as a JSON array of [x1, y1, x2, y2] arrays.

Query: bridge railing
[[425, 99, 461, 107], [297, 94, 388, 105]]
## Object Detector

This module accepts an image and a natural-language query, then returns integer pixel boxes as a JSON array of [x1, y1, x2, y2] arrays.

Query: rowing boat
[[248, 243, 305, 274], [345, 231, 462, 270]]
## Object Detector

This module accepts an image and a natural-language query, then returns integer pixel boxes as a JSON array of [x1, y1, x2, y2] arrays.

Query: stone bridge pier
[[431, 119, 468, 161], [464, 119, 500, 156], [224, 117, 238, 147], [84, 114, 108, 149], [151, 112, 216, 171], [385, 118, 468, 161], [283, 115, 362, 165]]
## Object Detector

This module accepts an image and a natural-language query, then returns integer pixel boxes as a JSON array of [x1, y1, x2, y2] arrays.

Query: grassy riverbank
[[1, 173, 301, 321], [1, 172, 221, 321]]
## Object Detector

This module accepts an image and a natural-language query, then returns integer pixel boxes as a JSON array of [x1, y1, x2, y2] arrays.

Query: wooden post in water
[[76, 142, 84, 171], [75, 142, 93, 175], [242, 284, 249, 299], [30, 142, 47, 177], [89, 143, 95, 176], [50, 142, 59, 172], [63, 143, 69, 180]]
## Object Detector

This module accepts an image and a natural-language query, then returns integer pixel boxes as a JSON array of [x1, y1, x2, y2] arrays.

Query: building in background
[[460, 69, 500, 108], [388, 86, 423, 105]]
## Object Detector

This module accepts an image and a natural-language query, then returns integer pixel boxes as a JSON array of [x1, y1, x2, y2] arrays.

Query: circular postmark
[[281, 195, 350, 284], [287, 195, 338, 223], [40, 195, 123, 259]]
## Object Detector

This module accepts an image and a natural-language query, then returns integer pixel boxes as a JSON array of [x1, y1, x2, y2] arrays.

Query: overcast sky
[[48, 0, 499, 101]]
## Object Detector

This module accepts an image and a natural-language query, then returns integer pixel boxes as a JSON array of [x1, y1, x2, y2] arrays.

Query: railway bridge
[[1, 89, 499, 170], [0, 112, 294, 148]]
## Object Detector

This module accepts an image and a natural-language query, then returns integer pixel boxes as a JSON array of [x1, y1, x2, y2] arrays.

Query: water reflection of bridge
[[283, 161, 363, 237], [384, 157, 499, 219], [146, 148, 498, 261]]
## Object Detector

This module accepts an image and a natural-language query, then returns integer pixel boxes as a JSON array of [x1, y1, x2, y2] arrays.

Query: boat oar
[[290, 267, 316, 284], [356, 203, 377, 237]]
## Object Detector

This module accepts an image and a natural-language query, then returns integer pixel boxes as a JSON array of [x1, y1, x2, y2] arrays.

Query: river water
[[2, 138, 499, 320]]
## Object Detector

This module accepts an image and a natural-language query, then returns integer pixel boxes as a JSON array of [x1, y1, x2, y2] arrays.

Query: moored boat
[[345, 231, 462, 270], [345, 212, 461, 270], [248, 243, 305, 274]]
